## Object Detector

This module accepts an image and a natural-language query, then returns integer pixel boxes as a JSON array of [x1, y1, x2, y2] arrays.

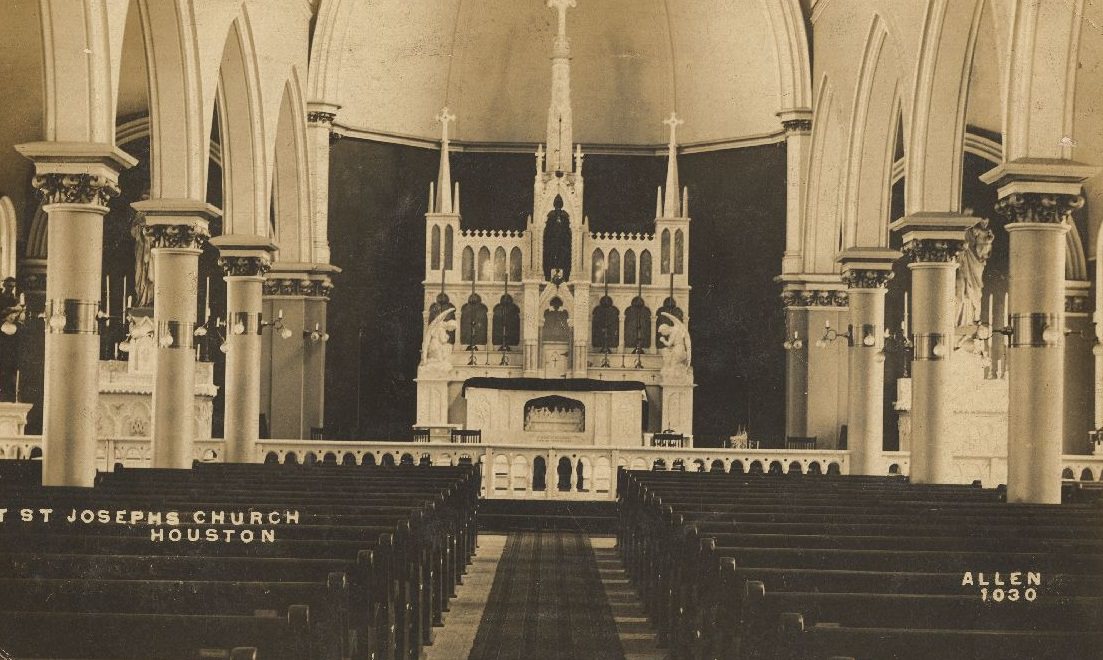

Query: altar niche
[[524, 395, 585, 433]]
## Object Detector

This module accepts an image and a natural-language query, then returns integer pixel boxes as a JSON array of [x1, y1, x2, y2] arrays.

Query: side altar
[[414, 0, 694, 446]]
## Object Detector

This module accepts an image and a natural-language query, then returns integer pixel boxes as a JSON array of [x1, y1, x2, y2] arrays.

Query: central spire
[[435, 107, 456, 214], [545, 0, 577, 173], [662, 111, 684, 217]]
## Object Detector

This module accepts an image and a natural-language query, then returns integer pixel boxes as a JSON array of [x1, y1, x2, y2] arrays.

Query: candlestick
[[122, 276, 127, 312], [105, 275, 111, 317], [1003, 292, 1009, 324], [204, 276, 211, 323], [126, 295, 133, 314], [902, 292, 909, 333], [14, 370, 19, 403], [114, 343, 119, 360], [986, 293, 992, 329]]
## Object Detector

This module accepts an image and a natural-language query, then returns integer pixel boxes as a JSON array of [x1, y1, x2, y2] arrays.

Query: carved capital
[[781, 118, 812, 134], [842, 269, 894, 289], [262, 275, 333, 299], [32, 173, 119, 208], [307, 110, 336, 126], [218, 255, 271, 277], [995, 192, 1084, 225], [901, 238, 963, 264], [781, 289, 849, 308], [144, 223, 210, 250]]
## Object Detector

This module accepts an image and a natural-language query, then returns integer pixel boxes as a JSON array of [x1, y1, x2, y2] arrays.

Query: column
[[262, 263, 338, 439], [778, 110, 812, 275], [838, 249, 899, 475], [15, 143, 137, 486], [778, 276, 849, 448], [306, 106, 338, 264], [1064, 280, 1093, 455], [212, 235, 276, 463], [136, 200, 217, 468], [981, 181, 1093, 502], [890, 215, 974, 484]]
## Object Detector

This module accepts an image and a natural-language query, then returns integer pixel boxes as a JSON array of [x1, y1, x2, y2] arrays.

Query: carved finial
[[437, 107, 456, 138]]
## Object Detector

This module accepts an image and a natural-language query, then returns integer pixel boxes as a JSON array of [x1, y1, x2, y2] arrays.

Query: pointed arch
[[444, 226, 454, 269], [493, 246, 507, 282], [803, 74, 845, 272], [906, 0, 988, 214], [591, 248, 605, 284], [477, 246, 491, 281], [430, 226, 441, 271], [271, 74, 311, 260], [461, 246, 474, 281], [216, 18, 268, 237], [842, 14, 904, 248], [306, 0, 364, 106], [760, 0, 813, 111], [508, 247, 522, 282], [136, 0, 208, 200], [624, 249, 637, 285], [639, 250, 653, 285]]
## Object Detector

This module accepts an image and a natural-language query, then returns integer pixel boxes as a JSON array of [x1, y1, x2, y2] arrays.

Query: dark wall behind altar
[[325, 139, 787, 443]]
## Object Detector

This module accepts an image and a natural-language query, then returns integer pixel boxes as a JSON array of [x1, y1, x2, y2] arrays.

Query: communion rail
[[2, 436, 1100, 501]]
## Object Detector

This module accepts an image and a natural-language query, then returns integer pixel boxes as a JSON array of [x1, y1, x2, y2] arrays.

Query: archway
[[533, 456, 547, 491], [557, 457, 573, 491]]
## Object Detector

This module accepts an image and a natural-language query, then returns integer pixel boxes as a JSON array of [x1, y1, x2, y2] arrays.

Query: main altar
[[414, 0, 694, 449]]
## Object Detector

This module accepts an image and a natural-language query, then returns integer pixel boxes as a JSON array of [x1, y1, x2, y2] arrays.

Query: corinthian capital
[[32, 173, 119, 208], [901, 238, 963, 264], [218, 255, 272, 278], [144, 223, 211, 251], [995, 192, 1084, 225], [842, 269, 894, 289]]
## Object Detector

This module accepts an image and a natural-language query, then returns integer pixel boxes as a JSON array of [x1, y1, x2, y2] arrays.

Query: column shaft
[[1006, 223, 1067, 503], [150, 247, 201, 467], [42, 204, 106, 486], [845, 288, 889, 475], [908, 262, 957, 483], [224, 274, 265, 461]]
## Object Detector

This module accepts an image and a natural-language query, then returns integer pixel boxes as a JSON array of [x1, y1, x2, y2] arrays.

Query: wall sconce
[[814, 321, 850, 348], [782, 331, 803, 351], [264, 309, 294, 340], [304, 323, 329, 344]]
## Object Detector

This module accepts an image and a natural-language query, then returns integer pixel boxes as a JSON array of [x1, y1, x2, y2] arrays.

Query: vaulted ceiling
[[332, 0, 786, 147]]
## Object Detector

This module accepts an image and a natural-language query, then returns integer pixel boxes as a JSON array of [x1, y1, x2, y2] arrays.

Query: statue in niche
[[421, 307, 457, 370], [954, 215, 994, 328], [129, 195, 154, 307], [658, 311, 691, 370], [543, 194, 572, 283]]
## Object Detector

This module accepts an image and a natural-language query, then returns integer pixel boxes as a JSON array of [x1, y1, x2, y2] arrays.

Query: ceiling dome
[[334, 0, 786, 147]]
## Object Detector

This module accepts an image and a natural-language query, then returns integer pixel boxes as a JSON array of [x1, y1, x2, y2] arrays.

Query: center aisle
[[432, 531, 662, 660]]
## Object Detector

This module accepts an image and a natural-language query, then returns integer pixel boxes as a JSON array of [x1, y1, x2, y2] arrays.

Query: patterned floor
[[466, 532, 629, 660]]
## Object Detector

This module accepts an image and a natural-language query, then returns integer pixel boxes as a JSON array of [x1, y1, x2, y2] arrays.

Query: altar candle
[[204, 277, 211, 323], [105, 275, 111, 317], [14, 370, 19, 403], [986, 293, 992, 328], [1003, 292, 1009, 323], [902, 292, 909, 333], [122, 276, 128, 312], [126, 295, 133, 313]]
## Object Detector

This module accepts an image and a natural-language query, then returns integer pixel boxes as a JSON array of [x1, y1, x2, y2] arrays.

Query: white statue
[[955, 216, 994, 327], [421, 308, 457, 369], [658, 311, 691, 369], [129, 200, 154, 307]]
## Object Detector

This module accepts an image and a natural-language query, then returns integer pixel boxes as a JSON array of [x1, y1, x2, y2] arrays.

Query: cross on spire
[[663, 111, 684, 147], [547, 0, 577, 38], [437, 107, 456, 142]]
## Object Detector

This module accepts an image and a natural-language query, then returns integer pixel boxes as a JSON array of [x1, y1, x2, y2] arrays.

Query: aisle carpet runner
[[467, 532, 626, 660]]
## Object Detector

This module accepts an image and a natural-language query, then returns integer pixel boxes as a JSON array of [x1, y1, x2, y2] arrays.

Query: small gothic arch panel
[[674, 229, 685, 274], [493, 247, 507, 282], [624, 249, 637, 285], [639, 250, 653, 285], [592, 248, 605, 284], [509, 247, 522, 282], [460, 294, 488, 346], [660, 230, 671, 274], [592, 296, 620, 350], [477, 247, 491, 281], [624, 296, 652, 350], [607, 249, 621, 284], [444, 226, 454, 269], [430, 225, 441, 271], [461, 247, 475, 281], [493, 294, 521, 347]]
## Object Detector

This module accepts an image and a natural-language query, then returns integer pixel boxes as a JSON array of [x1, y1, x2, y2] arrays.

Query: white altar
[[896, 352, 1008, 486], [97, 312, 217, 440], [464, 379, 646, 447]]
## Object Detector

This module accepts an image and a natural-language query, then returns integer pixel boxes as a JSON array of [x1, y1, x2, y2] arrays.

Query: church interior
[[0, 0, 1102, 658]]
